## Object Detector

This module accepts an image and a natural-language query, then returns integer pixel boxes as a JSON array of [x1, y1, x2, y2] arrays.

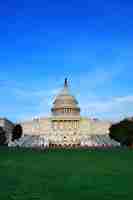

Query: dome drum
[[51, 107, 80, 116]]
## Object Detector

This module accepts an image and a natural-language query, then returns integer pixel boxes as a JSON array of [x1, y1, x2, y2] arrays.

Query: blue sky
[[0, 0, 133, 122]]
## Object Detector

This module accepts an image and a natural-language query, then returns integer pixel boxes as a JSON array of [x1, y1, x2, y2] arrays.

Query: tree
[[12, 124, 23, 141], [109, 119, 133, 147], [0, 127, 7, 145]]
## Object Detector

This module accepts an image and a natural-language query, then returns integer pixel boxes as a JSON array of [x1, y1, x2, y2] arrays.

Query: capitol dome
[[51, 79, 80, 117]]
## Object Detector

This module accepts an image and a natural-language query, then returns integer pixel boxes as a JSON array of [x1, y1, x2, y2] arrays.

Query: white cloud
[[115, 96, 133, 103], [81, 95, 133, 121]]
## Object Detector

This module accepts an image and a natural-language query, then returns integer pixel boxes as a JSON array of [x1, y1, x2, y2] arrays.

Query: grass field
[[0, 148, 133, 200]]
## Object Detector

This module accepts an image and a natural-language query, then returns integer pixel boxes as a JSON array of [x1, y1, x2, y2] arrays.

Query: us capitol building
[[13, 79, 119, 147]]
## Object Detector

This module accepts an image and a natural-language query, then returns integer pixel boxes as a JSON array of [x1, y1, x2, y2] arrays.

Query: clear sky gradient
[[0, 0, 133, 122]]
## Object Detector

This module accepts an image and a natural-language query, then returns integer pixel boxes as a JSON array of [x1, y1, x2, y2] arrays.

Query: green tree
[[0, 127, 7, 145], [109, 119, 133, 147], [12, 124, 23, 141]]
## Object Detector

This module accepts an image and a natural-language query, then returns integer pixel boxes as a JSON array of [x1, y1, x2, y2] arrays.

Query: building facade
[[21, 79, 115, 147], [0, 118, 14, 143]]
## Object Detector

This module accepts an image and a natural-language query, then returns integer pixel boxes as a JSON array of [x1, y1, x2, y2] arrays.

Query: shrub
[[0, 127, 7, 145], [12, 124, 23, 141], [109, 119, 133, 147]]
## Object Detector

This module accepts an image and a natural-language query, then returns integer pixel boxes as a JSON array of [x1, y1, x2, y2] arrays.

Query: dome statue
[[51, 78, 80, 117]]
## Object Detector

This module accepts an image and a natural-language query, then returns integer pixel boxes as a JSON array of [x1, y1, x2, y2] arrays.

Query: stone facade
[[21, 79, 111, 146], [21, 117, 111, 146]]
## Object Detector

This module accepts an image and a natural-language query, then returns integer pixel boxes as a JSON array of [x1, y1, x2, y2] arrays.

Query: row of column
[[52, 120, 79, 130], [64, 108, 72, 113]]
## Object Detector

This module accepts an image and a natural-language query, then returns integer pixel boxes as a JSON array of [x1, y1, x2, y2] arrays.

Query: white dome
[[51, 79, 80, 116]]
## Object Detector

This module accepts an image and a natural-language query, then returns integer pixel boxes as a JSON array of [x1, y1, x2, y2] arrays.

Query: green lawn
[[0, 148, 133, 200]]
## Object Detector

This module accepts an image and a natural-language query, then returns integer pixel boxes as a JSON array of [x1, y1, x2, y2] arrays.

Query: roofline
[[0, 117, 14, 125]]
